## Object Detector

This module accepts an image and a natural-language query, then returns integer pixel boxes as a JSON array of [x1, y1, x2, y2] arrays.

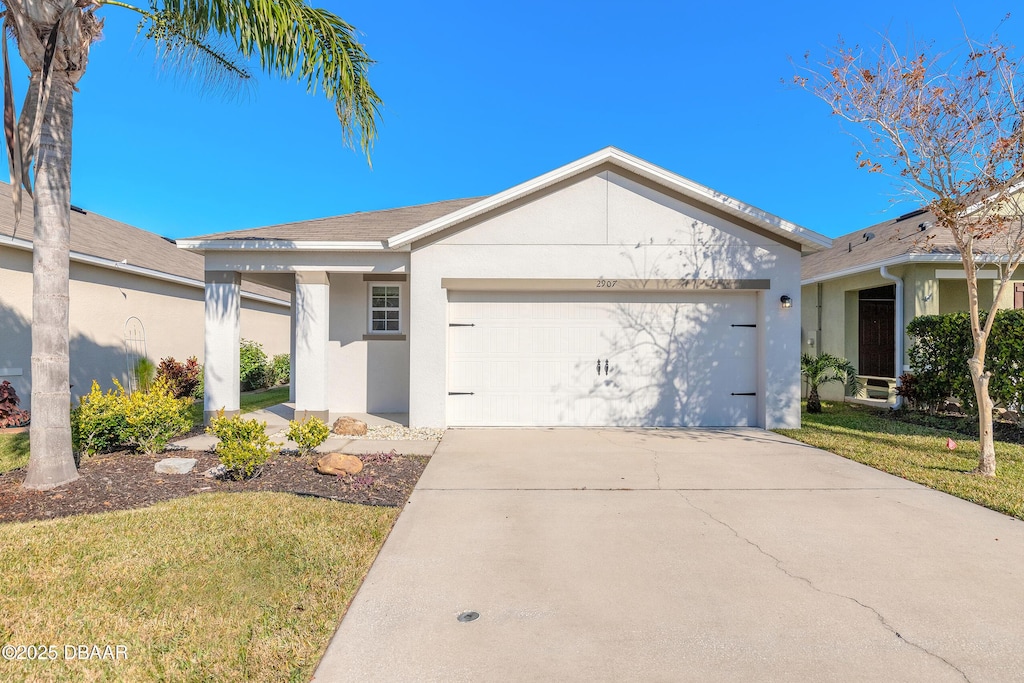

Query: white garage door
[[447, 291, 759, 427]]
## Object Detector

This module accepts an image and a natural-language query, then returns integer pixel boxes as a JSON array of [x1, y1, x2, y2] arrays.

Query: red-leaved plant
[[0, 380, 30, 428], [156, 356, 202, 399]]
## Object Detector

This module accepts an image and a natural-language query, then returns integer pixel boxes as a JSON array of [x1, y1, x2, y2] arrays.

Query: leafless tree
[[794, 23, 1024, 476]]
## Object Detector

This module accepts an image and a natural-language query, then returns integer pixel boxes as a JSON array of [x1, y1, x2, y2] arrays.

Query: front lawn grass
[[776, 402, 1024, 520], [0, 492, 397, 682], [0, 432, 30, 474], [186, 385, 292, 428]]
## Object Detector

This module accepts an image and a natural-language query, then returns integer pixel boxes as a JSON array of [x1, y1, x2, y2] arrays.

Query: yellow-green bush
[[285, 416, 330, 454], [71, 379, 193, 456], [207, 411, 275, 479]]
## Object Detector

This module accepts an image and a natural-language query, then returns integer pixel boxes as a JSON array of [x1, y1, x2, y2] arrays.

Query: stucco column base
[[205, 409, 240, 425], [294, 409, 329, 423]]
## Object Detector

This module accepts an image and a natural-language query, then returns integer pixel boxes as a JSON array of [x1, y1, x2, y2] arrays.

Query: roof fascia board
[[2, 234, 289, 307], [176, 239, 389, 252], [801, 252, 1009, 286], [386, 147, 832, 251]]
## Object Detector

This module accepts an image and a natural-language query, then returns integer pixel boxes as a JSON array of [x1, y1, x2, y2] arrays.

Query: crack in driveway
[[596, 430, 663, 489], [678, 491, 971, 683]]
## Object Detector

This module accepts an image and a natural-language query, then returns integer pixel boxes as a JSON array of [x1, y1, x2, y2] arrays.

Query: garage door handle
[[604, 359, 609, 375], [596, 359, 601, 375], [448, 392, 475, 396]]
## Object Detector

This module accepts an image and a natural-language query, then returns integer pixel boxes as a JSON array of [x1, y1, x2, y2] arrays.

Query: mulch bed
[[0, 449, 428, 524]]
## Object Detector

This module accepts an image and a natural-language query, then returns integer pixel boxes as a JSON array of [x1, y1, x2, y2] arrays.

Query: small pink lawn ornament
[[946, 437, 957, 451]]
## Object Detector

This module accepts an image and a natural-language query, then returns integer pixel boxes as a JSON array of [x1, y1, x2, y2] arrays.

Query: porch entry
[[858, 285, 895, 378]]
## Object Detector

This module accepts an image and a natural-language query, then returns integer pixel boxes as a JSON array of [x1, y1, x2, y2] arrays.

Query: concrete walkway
[[314, 428, 1024, 682]]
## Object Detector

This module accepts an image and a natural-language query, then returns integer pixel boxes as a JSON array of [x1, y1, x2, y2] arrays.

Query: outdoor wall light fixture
[[780, 295, 793, 309]]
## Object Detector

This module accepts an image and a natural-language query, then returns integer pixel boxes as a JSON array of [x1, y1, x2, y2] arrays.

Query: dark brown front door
[[859, 286, 895, 377], [1015, 282, 1024, 309]]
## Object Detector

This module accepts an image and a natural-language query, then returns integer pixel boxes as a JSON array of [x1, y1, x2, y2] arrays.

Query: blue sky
[[17, 0, 1021, 239]]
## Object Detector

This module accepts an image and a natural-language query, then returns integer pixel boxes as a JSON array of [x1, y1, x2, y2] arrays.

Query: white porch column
[[289, 288, 296, 403], [204, 271, 241, 423], [294, 272, 330, 421]]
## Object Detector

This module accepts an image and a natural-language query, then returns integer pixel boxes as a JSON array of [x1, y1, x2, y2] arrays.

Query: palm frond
[[142, 8, 253, 95], [156, 0, 382, 157]]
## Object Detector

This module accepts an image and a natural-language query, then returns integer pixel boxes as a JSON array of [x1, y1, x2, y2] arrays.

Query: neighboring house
[[800, 208, 1024, 402], [178, 148, 831, 429], [0, 183, 291, 410]]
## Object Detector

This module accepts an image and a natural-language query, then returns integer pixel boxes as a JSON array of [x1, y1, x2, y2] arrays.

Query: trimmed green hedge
[[906, 309, 1024, 413]]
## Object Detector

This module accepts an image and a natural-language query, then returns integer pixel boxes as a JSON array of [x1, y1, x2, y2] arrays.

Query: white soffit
[[386, 147, 833, 252]]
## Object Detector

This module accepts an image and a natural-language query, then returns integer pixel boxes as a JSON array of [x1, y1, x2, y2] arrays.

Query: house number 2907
[[597, 279, 618, 288]]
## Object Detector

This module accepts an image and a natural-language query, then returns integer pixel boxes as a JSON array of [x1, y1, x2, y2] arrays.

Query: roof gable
[[387, 147, 831, 253]]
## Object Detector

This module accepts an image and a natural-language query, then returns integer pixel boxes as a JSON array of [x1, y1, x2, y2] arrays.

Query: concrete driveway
[[313, 428, 1024, 682]]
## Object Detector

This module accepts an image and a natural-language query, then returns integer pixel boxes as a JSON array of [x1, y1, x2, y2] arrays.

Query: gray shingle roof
[[0, 183, 287, 302], [801, 208, 1012, 282], [188, 197, 487, 242]]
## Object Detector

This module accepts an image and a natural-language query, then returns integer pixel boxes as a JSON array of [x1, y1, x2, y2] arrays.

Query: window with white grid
[[368, 284, 401, 333]]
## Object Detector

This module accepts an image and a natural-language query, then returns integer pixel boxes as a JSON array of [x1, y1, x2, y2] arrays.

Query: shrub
[[988, 309, 1024, 412], [285, 416, 329, 455], [71, 379, 193, 456], [72, 381, 130, 456], [895, 373, 922, 411], [156, 356, 202, 399], [271, 354, 290, 386], [906, 313, 973, 412], [0, 381, 30, 428], [207, 411, 275, 479], [907, 310, 1024, 414], [120, 378, 194, 454], [192, 365, 205, 399], [134, 357, 156, 393], [240, 339, 271, 391]]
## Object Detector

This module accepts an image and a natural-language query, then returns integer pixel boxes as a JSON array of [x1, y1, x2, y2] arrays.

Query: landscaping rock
[[332, 416, 368, 436], [316, 453, 364, 476], [203, 464, 228, 479], [154, 458, 197, 475]]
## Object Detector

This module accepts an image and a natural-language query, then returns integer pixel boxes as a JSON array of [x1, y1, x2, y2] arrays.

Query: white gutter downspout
[[879, 266, 904, 410]]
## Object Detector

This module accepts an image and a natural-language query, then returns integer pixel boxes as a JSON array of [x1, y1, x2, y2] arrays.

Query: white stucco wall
[[327, 274, 410, 413], [1, 244, 289, 410], [409, 170, 804, 429]]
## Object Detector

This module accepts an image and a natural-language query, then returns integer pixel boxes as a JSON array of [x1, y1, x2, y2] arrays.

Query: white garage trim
[[441, 278, 771, 291]]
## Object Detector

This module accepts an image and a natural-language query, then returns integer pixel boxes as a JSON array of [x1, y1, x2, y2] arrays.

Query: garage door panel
[[447, 292, 758, 427]]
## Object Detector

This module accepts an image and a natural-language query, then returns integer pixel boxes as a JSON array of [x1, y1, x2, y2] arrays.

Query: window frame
[[366, 282, 403, 335]]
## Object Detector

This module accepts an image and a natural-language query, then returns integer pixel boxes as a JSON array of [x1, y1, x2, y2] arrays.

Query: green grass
[[0, 492, 398, 682], [240, 385, 291, 414], [0, 432, 30, 474], [776, 402, 1024, 520], [187, 385, 292, 428]]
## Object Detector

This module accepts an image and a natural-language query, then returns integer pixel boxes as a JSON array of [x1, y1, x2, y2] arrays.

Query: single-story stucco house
[[800, 207, 1024, 403], [178, 148, 832, 429], [0, 183, 290, 410]]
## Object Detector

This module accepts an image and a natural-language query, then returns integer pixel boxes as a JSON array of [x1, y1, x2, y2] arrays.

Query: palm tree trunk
[[807, 386, 822, 414], [23, 76, 77, 490]]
